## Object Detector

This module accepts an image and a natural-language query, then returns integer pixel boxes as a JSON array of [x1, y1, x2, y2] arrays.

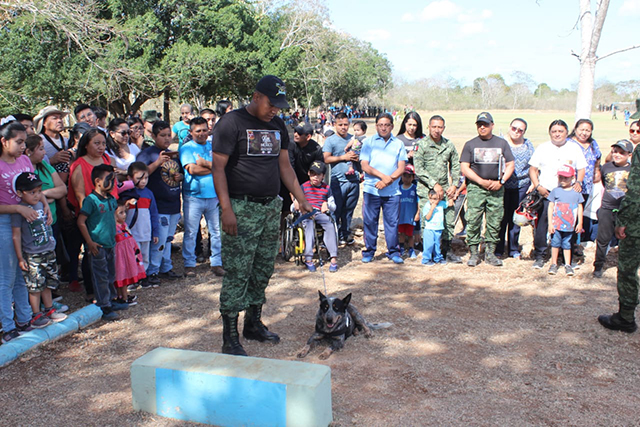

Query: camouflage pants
[[23, 250, 59, 293], [617, 234, 640, 322], [219, 197, 282, 316], [466, 182, 504, 246]]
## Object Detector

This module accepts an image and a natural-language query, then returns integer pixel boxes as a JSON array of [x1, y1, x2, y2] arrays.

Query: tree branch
[[597, 44, 640, 62]]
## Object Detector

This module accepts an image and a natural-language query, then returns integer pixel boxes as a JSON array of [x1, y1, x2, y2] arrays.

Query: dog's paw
[[363, 327, 374, 338], [297, 346, 310, 358], [319, 348, 333, 360]]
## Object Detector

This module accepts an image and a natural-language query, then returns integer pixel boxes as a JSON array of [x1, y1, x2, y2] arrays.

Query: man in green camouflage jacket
[[414, 115, 463, 263], [598, 145, 640, 333]]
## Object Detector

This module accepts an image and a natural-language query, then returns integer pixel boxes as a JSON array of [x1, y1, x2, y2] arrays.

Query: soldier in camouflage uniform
[[212, 76, 312, 356], [459, 112, 515, 267], [598, 144, 640, 333], [414, 115, 463, 263]]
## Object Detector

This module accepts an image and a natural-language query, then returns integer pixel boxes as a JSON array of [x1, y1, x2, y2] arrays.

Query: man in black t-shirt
[[460, 112, 515, 267], [212, 75, 312, 356]]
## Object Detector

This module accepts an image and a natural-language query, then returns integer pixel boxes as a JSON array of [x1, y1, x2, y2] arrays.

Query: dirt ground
[[1, 220, 639, 426]]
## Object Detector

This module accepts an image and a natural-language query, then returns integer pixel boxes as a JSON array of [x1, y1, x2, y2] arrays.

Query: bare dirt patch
[[1, 228, 639, 426]]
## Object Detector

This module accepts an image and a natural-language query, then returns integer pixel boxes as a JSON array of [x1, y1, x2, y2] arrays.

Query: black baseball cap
[[294, 123, 314, 136], [255, 75, 290, 109], [612, 139, 633, 153], [14, 172, 43, 192], [309, 161, 326, 174], [476, 112, 494, 124]]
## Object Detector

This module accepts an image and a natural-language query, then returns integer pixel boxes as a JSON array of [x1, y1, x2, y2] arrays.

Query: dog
[[297, 291, 392, 360]]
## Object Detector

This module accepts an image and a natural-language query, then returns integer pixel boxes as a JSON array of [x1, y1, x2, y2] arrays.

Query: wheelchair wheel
[[281, 216, 296, 262]]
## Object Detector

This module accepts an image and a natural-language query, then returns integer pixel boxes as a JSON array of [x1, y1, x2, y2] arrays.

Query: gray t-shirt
[[11, 201, 56, 254]]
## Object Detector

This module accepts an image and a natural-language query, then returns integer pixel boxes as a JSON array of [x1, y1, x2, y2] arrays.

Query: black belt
[[229, 194, 276, 205]]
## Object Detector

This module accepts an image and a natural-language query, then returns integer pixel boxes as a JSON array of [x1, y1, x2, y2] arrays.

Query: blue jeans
[[330, 179, 360, 241], [89, 246, 116, 309], [182, 195, 222, 268], [362, 192, 401, 257], [148, 213, 181, 275], [0, 215, 32, 331]]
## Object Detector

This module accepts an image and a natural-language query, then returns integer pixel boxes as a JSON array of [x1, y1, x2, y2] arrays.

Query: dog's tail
[[367, 322, 392, 330]]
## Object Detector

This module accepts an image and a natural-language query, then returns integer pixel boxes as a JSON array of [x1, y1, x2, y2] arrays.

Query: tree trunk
[[163, 89, 171, 124], [575, 56, 596, 120]]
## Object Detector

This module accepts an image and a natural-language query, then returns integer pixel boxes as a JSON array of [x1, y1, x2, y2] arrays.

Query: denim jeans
[[330, 179, 360, 241], [89, 246, 116, 309], [362, 192, 401, 257], [0, 214, 32, 331], [182, 195, 222, 268], [148, 213, 181, 275]]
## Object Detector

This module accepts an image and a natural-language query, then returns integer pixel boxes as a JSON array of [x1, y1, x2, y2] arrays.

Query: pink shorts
[[398, 224, 415, 236]]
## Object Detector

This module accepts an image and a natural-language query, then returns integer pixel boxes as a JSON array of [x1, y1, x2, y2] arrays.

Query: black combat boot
[[243, 305, 281, 343], [484, 243, 503, 267], [467, 245, 480, 267], [598, 304, 637, 333], [222, 314, 248, 356], [442, 240, 462, 263]]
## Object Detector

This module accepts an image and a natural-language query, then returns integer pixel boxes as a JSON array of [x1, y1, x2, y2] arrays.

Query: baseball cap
[[14, 172, 43, 192], [309, 161, 326, 174], [557, 164, 575, 177], [142, 110, 160, 123], [612, 139, 633, 153], [33, 106, 69, 134], [475, 112, 494, 125], [404, 164, 415, 175], [255, 75, 290, 109], [294, 123, 314, 136]]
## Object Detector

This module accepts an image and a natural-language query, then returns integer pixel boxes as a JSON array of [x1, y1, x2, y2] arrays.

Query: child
[[422, 189, 447, 266], [593, 140, 633, 278], [124, 162, 159, 286], [11, 172, 67, 328], [113, 198, 145, 304], [343, 120, 367, 176], [582, 167, 603, 244], [294, 161, 338, 272], [77, 164, 128, 320], [547, 164, 584, 276], [398, 164, 420, 258]]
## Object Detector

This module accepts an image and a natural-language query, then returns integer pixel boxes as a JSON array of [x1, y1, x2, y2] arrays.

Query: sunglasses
[[510, 126, 525, 134], [630, 129, 640, 135], [115, 131, 131, 136]]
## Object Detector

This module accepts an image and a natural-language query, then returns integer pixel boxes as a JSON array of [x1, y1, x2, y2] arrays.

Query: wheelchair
[[281, 209, 337, 266]]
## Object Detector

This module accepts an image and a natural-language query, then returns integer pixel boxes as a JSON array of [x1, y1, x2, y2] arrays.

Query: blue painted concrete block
[[68, 304, 102, 328], [131, 347, 332, 427]]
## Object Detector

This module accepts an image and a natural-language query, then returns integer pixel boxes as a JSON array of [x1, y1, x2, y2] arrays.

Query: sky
[[325, 0, 640, 90]]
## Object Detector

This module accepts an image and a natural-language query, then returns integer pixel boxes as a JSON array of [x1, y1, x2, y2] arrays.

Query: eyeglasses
[[510, 126, 525, 134], [630, 129, 640, 134]]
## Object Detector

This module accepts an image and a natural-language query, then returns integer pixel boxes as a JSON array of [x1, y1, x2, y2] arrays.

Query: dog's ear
[[318, 290, 326, 301], [342, 293, 352, 307]]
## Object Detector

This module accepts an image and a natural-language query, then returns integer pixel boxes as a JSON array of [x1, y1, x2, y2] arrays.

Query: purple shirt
[[0, 155, 34, 205]]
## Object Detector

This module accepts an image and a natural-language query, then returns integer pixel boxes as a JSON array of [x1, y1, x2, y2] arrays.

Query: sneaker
[[69, 280, 83, 292], [339, 239, 347, 247], [510, 251, 521, 259], [438, 259, 448, 265], [43, 307, 67, 323], [304, 261, 316, 272], [362, 254, 374, 263], [41, 301, 69, 314], [140, 279, 154, 289], [408, 248, 418, 259], [532, 259, 545, 269], [159, 270, 181, 280], [111, 301, 129, 311], [126, 295, 138, 306], [329, 263, 338, 273], [31, 312, 52, 329], [128, 282, 141, 291], [548, 264, 558, 275], [148, 274, 161, 285], [593, 269, 604, 278], [598, 312, 638, 333], [346, 237, 355, 245], [570, 262, 582, 270], [101, 309, 119, 321], [184, 267, 197, 278], [388, 253, 404, 264], [16, 321, 33, 334], [1, 329, 21, 344], [564, 264, 575, 276], [422, 261, 436, 267], [52, 292, 63, 302]]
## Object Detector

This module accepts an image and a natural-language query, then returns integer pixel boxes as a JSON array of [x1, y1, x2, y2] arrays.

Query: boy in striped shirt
[[293, 161, 338, 272]]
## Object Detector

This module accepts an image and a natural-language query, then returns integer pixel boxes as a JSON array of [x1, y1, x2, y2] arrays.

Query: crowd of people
[[1, 74, 640, 351]]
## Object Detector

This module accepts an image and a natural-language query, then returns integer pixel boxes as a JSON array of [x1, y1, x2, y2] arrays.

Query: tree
[[573, 0, 640, 120]]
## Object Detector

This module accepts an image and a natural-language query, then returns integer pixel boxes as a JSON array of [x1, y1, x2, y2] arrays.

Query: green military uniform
[[615, 145, 640, 323], [414, 135, 460, 253]]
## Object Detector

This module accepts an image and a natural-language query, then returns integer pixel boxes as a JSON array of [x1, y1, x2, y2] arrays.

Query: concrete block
[[42, 318, 79, 340], [131, 347, 332, 427], [67, 304, 102, 328]]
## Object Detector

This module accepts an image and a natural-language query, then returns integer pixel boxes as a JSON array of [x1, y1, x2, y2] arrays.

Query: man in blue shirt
[[360, 112, 408, 264], [179, 117, 224, 277], [323, 112, 360, 245]]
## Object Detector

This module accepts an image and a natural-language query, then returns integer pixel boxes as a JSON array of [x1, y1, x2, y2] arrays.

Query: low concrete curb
[[0, 304, 103, 368]]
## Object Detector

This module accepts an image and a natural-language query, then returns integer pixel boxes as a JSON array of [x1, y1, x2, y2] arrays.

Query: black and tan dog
[[297, 291, 392, 360]]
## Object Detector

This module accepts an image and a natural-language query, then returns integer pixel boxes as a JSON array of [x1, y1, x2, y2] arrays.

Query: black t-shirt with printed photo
[[600, 161, 630, 210], [460, 135, 514, 181], [212, 107, 288, 197]]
